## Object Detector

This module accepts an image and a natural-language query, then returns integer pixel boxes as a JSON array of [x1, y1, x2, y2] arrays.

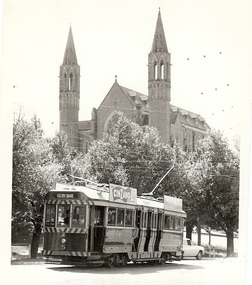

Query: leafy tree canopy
[[12, 112, 65, 241], [69, 112, 177, 195], [184, 130, 239, 255]]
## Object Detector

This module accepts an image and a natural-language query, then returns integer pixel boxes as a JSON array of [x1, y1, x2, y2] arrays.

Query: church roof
[[63, 27, 78, 64], [170, 105, 210, 131], [119, 84, 209, 131], [120, 85, 148, 111], [151, 10, 168, 53]]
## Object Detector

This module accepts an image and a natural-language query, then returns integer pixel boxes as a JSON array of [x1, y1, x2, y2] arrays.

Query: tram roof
[[50, 183, 186, 214]]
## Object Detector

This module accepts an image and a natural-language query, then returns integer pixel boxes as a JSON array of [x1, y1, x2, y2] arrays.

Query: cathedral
[[59, 10, 210, 152]]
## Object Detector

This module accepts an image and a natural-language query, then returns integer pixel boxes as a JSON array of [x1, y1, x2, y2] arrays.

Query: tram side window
[[173, 216, 176, 230], [175, 217, 181, 231], [180, 218, 184, 230], [171, 216, 177, 230], [45, 204, 56, 227], [164, 215, 170, 230], [125, 209, 133, 227], [117, 209, 125, 226], [169, 216, 174, 230], [73, 206, 86, 227], [108, 208, 116, 226], [57, 205, 70, 227]]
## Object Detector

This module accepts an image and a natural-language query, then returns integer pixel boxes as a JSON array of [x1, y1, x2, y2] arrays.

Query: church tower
[[148, 10, 171, 145], [59, 27, 80, 148]]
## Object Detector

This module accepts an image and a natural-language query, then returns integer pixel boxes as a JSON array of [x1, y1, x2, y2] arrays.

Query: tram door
[[88, 206, 105, 252], [154, 212, 163, 251], [144, 211, 152, 252], [136, 209, 148, 252], [133, 210, 141, 251], [149, 213, 157, 252]]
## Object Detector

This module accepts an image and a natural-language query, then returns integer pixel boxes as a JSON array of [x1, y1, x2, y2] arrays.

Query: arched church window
[[69, 73, 73, 90], [154, 62, 158, 80], [160, 62, 164, 79], [64, 74, 67, 90], [104, 111, 120, 136], [183, 138, 187, 152], [192, 132, 195, 152], [170, 135, 174, 147]]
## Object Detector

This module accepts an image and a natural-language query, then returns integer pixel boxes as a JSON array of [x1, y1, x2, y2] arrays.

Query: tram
[[42, 180, 186, 267]]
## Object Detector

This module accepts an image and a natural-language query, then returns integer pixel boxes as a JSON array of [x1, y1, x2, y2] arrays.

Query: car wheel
[[196, 251, 203, 260]]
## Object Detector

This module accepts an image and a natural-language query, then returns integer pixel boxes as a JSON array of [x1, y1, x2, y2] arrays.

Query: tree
[[48, 132, 79, 181], [186, 130, 239, 256], [12, 112, 64, 257], [70, 112, 176, 195]]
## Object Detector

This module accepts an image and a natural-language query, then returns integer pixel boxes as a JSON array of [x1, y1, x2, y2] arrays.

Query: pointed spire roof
[[63, 27, 78, 64], [151, 9, 168, 53]]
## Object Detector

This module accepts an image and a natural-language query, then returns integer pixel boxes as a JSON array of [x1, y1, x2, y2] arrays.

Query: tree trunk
[[226, 230, 234, 257], [30, 223, 42, 259], [186, 224, 193, 240], [197, 219, 201, 245]]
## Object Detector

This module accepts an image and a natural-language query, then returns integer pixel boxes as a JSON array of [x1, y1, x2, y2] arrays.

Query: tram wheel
[[121, 255, 128, 267], [168, 253, 173, 262], [106, 257, 115, 268], [160, 258, 166, 265], [179, 254, 183, 261]]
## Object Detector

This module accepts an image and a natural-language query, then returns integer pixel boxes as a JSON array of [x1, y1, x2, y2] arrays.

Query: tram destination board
[[49, 192, 81, 199]]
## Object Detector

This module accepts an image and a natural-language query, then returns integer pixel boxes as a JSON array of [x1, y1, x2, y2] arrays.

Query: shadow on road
[[47, 261, 204, 275]]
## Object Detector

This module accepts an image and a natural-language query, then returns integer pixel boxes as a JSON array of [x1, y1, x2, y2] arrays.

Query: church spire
[[63, 26, 78, 64], [148, 9, 171, 145], [151, 9, 168, 53], [59, 27, 80, 149]]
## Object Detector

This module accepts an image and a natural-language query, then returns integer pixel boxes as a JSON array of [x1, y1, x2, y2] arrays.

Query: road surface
[[2, 257, 246, 285]]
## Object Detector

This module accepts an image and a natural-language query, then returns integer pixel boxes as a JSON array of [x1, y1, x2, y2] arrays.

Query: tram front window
[[45, 204, 55, 227], [57, 205, 70, 226], [73, 205, 86, 227]]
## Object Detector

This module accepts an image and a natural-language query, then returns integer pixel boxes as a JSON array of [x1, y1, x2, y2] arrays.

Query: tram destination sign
[[109, 184, 137, 204], [164, 195, 182, 211], [49, 192, 80, 199]]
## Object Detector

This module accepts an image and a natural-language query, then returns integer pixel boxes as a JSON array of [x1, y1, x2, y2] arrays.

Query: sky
[[1, 0, 252, 146]]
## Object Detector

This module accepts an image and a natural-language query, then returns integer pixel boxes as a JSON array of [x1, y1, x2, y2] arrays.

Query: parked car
[[182, 238, 204, 260]]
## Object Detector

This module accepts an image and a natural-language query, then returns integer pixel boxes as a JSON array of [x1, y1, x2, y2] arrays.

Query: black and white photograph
[[0, 0, 251, 284]]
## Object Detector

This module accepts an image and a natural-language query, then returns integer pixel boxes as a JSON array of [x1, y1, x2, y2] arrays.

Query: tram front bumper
[[42, 250, 88, 257]]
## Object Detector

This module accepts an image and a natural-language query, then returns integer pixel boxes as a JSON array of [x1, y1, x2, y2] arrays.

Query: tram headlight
[[60, 237, 67, 245]]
